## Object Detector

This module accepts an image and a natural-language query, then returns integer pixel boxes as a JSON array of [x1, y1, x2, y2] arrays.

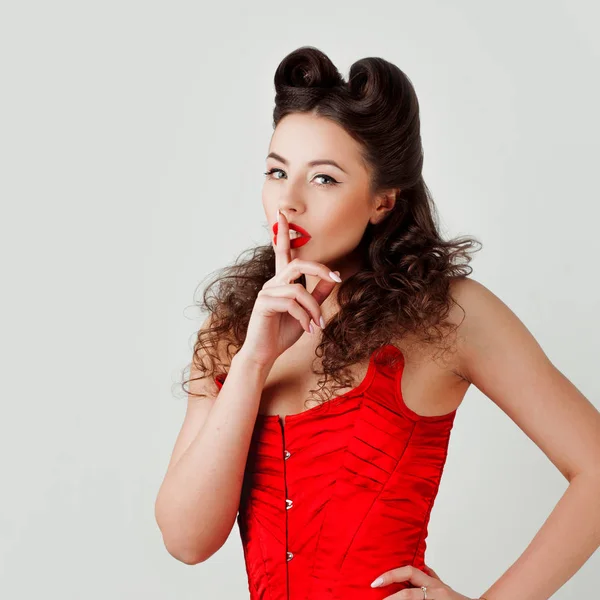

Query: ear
[[370, 188, 399, 225]]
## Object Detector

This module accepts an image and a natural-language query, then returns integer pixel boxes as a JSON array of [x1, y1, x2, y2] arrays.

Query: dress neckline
[[256, 343, 400, 424]]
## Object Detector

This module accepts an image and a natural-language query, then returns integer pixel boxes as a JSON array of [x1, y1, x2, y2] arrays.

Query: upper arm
[[452, 277, 600, 482], [164, 315, 226, 475]]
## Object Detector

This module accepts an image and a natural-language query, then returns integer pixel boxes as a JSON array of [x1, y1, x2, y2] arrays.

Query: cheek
[[321, 202, 368, 239], [314, 217, 366, 259]]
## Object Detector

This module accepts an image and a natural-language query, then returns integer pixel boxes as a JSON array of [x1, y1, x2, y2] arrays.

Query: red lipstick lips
[[272, 222, 312, 249]]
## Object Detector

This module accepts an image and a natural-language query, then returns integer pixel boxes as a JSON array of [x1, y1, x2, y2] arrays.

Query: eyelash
[[263, 168, 339, 187]]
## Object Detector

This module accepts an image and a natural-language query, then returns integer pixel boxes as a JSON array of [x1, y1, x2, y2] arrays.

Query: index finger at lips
[[274, 209, 291, 274]]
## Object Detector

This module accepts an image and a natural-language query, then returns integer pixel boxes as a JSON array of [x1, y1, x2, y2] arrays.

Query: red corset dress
[[214, 343, 458, 600]]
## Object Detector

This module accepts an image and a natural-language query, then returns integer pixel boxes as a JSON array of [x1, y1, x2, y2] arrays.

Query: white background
[[1, 0, 598, 598]]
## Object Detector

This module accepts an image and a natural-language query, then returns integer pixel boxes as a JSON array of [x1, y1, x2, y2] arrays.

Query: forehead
[[268, 113, 365, 168]]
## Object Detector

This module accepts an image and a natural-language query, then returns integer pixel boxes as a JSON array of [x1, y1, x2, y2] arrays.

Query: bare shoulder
[[186, 314, 233, 398], [447, 275, 496, 323], [446, 277, 600, 482], [446, 275, 515, 358], [446, 275, 536, 378], [398, 276, 487, 372]]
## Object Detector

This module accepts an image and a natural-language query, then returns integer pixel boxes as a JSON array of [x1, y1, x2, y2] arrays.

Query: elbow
[[165, 542, 208, 566], [159, 529, 214, 565], [156, 521, 220, 565], [155, 514, 205, 565], [154, 498, 231, 565]]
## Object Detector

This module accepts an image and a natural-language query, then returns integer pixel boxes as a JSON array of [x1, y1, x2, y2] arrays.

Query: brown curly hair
[[180, 45, 482, 406]]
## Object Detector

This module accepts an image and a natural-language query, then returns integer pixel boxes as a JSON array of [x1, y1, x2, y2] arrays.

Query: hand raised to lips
[[272, 218, 312, 248], [272, 221, 311, 238]]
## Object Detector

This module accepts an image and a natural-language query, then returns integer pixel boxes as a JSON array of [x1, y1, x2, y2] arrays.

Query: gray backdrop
[[1, 0, 598, 598]]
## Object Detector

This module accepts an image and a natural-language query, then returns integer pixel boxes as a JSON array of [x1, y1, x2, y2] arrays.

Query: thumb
[[424, 563, 441, 580]]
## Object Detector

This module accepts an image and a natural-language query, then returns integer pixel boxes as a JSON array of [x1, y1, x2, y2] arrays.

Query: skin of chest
[[258, 337, 468, 419]]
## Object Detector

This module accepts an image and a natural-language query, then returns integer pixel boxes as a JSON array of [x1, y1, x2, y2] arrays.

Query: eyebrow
[[266, 152, 348, 175]]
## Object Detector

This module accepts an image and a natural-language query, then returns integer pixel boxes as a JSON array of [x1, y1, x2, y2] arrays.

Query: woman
[[155, 46, 600, 600]]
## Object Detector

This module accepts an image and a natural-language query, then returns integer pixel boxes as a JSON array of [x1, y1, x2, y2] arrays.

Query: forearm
[[155, 350, 272, 564], [479, 471, 600, 600]]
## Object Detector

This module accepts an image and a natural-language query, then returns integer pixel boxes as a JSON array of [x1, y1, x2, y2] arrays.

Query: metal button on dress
[[286, 551, 294, 561], [286, 498, 293, 509], [284, 450, 291, 460]]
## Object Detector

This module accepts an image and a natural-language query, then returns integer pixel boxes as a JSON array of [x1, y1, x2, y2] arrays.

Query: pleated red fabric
[[214, 343, 458, 599]]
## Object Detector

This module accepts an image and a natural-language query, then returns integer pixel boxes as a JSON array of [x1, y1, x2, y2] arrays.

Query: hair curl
[[180, 45, 482, 407]]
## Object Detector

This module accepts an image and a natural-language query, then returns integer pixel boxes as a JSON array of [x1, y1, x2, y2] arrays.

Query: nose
[[277, 208, 296, 222], [272, 184, 306, 223]]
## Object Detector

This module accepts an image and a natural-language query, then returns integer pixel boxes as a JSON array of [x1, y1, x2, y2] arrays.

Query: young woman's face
[[262, 112, 394, 283]]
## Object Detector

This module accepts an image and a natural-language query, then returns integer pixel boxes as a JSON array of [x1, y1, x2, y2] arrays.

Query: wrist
[[233, 348, 274, 376]]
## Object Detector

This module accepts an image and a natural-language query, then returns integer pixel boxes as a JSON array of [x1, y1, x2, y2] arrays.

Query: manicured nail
[[329, 271, 342, 282], [319, 316, 325, 328], [370, 577, 383, 588], [309, 321, 315, 334]]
